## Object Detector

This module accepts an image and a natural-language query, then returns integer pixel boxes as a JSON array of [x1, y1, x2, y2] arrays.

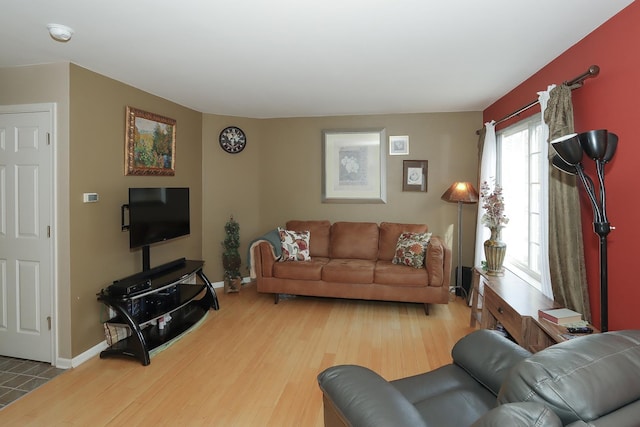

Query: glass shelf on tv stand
[[97, 259, 219, 365]]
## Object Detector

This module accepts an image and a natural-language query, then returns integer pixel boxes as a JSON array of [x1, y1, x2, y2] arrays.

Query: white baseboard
[[74, 341, 108, 368], [54, 340, 107, 369], [212, 276, 250, 288], [54, 357, 73, 370]]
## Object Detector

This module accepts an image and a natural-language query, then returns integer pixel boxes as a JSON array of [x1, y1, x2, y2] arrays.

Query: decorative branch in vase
[[480, 180, 509, 276]]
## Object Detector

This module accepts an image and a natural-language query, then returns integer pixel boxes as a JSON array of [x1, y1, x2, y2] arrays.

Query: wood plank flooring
[[0, 283, 477, 426]]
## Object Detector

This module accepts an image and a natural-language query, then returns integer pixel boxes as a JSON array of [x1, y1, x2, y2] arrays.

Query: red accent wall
[[484, 2, 640, 331]]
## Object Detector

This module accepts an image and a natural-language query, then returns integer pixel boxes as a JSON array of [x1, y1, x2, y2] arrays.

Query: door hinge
[[47, 226, 51, 238], [47, 132, 51, 145], [47, 316, 52, 331]]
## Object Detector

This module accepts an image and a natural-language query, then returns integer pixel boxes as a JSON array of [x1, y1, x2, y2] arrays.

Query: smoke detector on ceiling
[[47, 23, 74, 42]]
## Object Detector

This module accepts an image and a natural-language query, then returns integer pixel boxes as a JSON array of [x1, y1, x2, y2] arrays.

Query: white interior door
[[0, 107, 53, 363]]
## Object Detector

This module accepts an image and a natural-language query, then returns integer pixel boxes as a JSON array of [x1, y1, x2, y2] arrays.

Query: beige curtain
[[474, 123, 495, 268], [544, 84, 592, 321], [477, 126, 487, 185]]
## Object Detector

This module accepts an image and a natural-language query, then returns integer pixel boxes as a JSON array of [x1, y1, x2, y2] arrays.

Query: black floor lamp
[[441, 182, 479, 299], [551, 129, 618, 332]]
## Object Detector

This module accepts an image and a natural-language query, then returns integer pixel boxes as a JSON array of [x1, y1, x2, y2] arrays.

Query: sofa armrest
[[471, 403, 562, 427], [452, 330, 531, 395], [252, 241, 277, 279], [318, 365, 428, 427], [425, 236, 451, 288]]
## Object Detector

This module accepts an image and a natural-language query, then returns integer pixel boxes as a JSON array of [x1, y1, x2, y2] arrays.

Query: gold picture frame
[[403, 160, 428, 192], [125, 106, 176, 176]]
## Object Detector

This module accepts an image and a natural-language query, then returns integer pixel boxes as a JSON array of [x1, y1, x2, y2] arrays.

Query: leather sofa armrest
[[253, 241, 277, 278], [452, 330, 531, 395], [318, 365, 428, 427], [471, 403, 562, 427], [425, 236, 451, 288]]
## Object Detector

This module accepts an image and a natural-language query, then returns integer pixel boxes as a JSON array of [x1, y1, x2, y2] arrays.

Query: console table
[[97, 259, 219, 365], [470, 267, 597, 352]]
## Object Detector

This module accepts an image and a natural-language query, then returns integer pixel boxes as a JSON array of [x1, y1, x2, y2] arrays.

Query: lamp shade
[[579, 129, 609, 160], [441, 182, 479, 204], [551, 154, 578, 175], [603, 132, 618, 163], [551, 133, 583, 165]]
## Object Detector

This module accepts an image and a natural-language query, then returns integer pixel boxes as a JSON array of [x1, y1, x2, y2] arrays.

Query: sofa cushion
[[330, 222, 379, 260], [286, 220, 331, 258], [378, 222, 429, 261], [322, 259, 375, 283], [278, 228, 311, 261], [392, 232, 432, 268], [392, 364, 497, 427], [471, 403, 562, 427], [414, 389, 496, 426], [273, 257, 329, 280], [374, 260, 428, 286]]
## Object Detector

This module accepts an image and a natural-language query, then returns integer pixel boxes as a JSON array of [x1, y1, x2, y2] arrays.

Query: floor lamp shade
[[441, 182, 479, 297], [550, 129, 617, 332], [441, 182, 480, 204]]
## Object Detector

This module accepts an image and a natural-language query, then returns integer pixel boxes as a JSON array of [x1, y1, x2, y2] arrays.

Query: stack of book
[[538, 308, 582, 325]]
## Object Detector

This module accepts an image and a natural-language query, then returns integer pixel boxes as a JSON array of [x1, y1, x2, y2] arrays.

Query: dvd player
[[108, 278, 151, 296]]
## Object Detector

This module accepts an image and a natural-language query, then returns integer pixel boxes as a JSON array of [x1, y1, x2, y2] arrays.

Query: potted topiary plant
[[221, 216, 242, 293]]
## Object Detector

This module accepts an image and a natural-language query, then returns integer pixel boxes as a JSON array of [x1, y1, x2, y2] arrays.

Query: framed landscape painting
[[322, 128, 387, 203], [125, 106, 176, 176]]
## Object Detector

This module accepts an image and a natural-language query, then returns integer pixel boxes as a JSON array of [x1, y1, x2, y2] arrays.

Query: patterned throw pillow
[[278, 228, 311, 261], [392, 232, 432, 268]]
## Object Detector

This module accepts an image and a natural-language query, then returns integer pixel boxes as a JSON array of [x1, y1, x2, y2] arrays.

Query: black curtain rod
[[476, 65, 600, 135]]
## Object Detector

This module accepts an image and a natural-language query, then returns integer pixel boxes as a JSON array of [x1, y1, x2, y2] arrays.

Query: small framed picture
[[403, 160, 428, 192], [389, 135, 409, 155]]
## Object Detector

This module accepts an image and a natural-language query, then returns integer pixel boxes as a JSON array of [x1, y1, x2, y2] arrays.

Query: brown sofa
[[251, 220, 452, 314]]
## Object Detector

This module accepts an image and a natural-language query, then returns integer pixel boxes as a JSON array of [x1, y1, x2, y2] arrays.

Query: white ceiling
[[0, 0, 633, 118]]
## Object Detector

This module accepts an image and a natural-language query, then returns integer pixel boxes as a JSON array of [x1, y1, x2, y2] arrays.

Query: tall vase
[[484, 227, 506, 276]]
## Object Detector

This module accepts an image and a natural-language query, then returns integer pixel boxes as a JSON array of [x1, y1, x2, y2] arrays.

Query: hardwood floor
[[0, 283, 477, 426]]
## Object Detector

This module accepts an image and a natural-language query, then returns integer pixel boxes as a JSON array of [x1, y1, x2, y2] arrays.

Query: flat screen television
[[127, 187, 190, 270]]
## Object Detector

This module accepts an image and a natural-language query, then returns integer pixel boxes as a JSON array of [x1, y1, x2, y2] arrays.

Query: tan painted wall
[[2, 63, 480, 360], [202, 116, 263, 284], [0, 63, 73, 359], [69, 65, 203, 355], [201, 112, 481, 285]]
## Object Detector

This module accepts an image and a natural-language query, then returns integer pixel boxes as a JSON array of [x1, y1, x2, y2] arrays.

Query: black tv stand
[[97, 259, 219, 365]]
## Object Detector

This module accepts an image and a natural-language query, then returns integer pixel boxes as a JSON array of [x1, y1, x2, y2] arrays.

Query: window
[[496, 114, 545, 289]]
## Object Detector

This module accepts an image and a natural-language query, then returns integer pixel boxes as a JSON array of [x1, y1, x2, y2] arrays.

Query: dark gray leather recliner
[[317, 329, 640, 426]]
